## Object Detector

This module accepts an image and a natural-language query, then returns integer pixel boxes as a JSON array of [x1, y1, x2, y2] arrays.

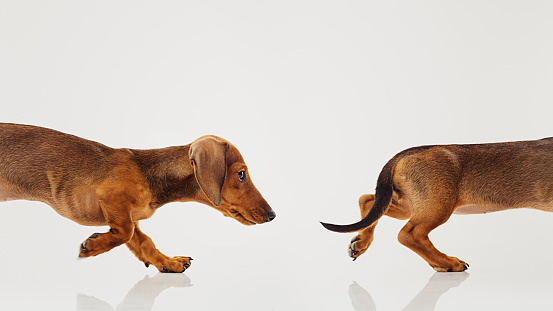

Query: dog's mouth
[[229, 209, 257, 226]]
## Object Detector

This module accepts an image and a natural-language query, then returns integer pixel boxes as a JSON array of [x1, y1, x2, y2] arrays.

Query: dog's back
[[0, 123, 113, 207], [390, 138, 553, 213]]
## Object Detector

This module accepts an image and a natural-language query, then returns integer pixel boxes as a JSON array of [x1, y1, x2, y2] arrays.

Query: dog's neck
[[131, 146, 204, 208]]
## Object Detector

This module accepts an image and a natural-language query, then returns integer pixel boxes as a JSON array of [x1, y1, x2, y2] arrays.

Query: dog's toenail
[[145, 262, 150, 268], [184, 263, 190, 267], [89, 233, 99, 239], [351, 243, 356, 251], [189, 257, 193, 261], [81, 247, 88, 253], [162, 266, 168, 272], [351, 236, 360, 243], [463, 264, 469, 270], [352, 257, 357, 262], [447, 268, 453, 272]]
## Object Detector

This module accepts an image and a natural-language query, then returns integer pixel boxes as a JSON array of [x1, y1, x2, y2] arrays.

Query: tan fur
[[0, 123, 275, 272], [324, 138, 553, 271]]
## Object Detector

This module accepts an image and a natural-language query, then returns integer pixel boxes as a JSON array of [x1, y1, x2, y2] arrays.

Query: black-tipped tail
[[320, 219, 373, 233], [320, 153, 399, 233]]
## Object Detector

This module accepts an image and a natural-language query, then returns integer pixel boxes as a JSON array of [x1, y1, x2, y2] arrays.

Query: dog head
[[189, 136, 275, 225]]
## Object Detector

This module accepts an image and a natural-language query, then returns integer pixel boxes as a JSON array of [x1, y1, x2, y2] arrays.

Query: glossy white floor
[[2, 1, 553, 310], [2, 200, 553, 311]]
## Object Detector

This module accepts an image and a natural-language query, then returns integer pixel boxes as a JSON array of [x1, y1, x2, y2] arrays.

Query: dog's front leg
[[125, 222, 192, 273], [78, 221, 134, 258], [78, 195, 137, 257]]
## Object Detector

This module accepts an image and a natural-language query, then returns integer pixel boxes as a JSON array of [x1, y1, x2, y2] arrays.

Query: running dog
[[0, 123, 275, 272], [322, 138, 553, 271]]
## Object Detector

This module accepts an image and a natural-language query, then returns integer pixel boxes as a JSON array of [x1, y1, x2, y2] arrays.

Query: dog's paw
[[78, 233, 101, 258], [432, 257, 469, 272], [348, 234, 373, 261], [153, 256, 193, 273]]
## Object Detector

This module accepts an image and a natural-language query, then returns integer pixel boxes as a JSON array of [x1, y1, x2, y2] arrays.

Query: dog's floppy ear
[[189, 137, 227, 207]]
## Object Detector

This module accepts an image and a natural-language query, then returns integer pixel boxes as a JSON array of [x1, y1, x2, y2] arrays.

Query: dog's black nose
[[267, 210, 276, 222]]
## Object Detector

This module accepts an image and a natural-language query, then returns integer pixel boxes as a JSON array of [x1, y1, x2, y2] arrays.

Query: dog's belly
[[0, 178, 38, 202], [453, 204, 507, 215], [1, 179, 106, 225], [0, 182, 15, 202], [50, 191, 107, 226], [454, 202, 553, 214], [0, 177, 24, 201]]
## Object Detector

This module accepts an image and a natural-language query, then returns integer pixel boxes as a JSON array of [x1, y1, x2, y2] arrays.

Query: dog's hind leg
[[398, 206, 468, 272], [349, 194, 411, 260], [125, 222, 192, 273], [393, 147, 468, 271], [348, 194, 377, 260]]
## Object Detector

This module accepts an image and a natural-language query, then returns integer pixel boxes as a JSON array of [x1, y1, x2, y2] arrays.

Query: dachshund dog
[[322, 138, 553, 272], [0, 123, 275, 272]]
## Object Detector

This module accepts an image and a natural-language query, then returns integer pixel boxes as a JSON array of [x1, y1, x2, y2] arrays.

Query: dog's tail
[[320, 154, 400, 233]]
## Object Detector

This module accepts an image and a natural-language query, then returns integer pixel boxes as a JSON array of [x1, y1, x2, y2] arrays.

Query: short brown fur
[[322, 138, 553, 271], [0, 123, 275, 272]]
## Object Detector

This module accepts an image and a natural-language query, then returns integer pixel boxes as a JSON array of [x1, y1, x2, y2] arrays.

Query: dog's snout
[[267, 210, 276, 222]]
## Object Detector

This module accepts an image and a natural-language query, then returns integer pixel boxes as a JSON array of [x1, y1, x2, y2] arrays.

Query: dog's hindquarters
[[320, 146, 432, 233], [320, 160, 395, 233], [321, 145, 471, 269]]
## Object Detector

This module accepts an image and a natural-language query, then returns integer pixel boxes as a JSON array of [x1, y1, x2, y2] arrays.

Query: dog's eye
[[237, 171, 246, 182]]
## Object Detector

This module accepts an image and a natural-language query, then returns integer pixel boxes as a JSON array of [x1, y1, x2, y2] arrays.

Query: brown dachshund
[[322, 138, 553, 272], [0, 123, 275, 272]]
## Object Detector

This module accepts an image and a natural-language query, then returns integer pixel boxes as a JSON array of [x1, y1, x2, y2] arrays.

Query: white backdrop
[[1, 1, 553, 310]]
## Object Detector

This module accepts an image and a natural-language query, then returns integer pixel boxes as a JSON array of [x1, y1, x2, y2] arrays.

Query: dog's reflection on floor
[[76, 273, 192, 311], [350, 272, 469, 311], [349, 281, 377, 311]]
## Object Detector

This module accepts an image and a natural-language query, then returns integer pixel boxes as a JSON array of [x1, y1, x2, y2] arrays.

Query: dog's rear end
[[322, 138, 553, 271]]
